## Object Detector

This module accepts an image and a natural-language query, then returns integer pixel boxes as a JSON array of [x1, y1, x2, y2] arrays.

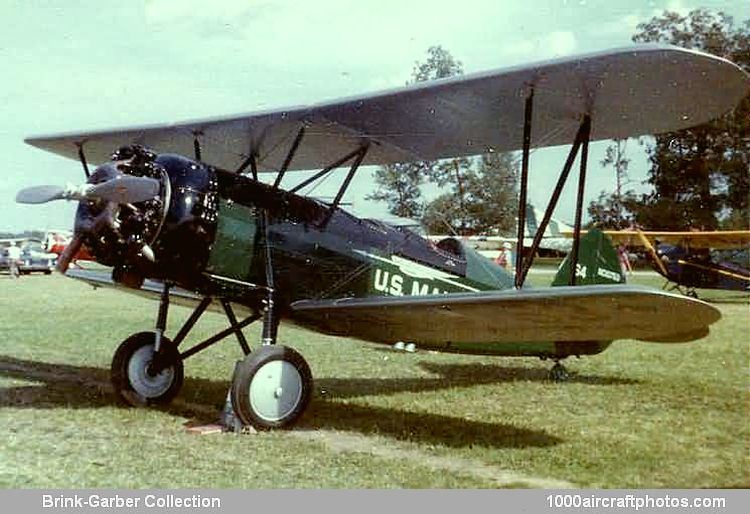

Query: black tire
[[111, 332, 183, 406], [231, 345, 312, 430]]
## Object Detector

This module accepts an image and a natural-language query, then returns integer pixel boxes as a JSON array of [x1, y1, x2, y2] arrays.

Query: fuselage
[[72, 150, 609, 358], [76, 152, 514, 308], [209, 166, 516, 306], [655, 244, 750, 291]]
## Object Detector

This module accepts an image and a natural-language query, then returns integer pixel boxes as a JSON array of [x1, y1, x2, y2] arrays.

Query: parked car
[[16, 243, 57, 274]]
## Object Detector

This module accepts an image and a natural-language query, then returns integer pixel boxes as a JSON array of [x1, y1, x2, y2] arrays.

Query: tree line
[[590, 9, 749, 230], [370, 9, 749, 234]]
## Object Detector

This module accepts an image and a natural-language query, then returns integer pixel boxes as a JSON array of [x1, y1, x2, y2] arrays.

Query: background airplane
[[432, 204, 575, 264], [41, 229, 94, 264], [590, 229, 750, 297], [14, 44, 748, 429], [0, 236, 38, 247]]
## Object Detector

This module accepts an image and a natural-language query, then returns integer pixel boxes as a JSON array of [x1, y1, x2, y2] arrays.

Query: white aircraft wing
[[26, 45, 749, 172]]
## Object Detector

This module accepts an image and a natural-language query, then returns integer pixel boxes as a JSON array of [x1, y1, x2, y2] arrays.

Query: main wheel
[[111, 332, 183, 406], [231, 345, 312, 430]]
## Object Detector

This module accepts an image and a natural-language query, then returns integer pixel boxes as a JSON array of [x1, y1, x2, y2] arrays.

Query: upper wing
[[290, 284, 721, 345], [588, 230, 750, 250], [26, 45, 749, 172], [638, 230, 750, 250]]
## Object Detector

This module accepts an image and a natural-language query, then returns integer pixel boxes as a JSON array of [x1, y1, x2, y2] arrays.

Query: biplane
[[595, 229, 750, 297], [41, 229, 73, 254], [41, 229, 94, 264], [433, 204, 576, 265], [16, 44, 748, 429], [0, 237, 38, 247]]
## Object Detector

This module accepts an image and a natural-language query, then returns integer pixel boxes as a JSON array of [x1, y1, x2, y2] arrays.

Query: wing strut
[[329, 141, 370, 210], [193, 132, 203, 161], [513, 102, 592, 288], [518, 116, 591, 286], [514, 89, 533, 288], [250, 152, 258, 180], [273, 127, 306, 189], [235, 152, 259, 180], [321, 142, 370, 227], [76, 143, 90, 178], [288, 145, 368, 194], [569, 114, 592, 285]]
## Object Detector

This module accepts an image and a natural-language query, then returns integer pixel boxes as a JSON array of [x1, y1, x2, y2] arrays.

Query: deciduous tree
[[422, 152, 518, 234], [630, 9, 749, 229], [366, 46, 464, 218], [587, 139, 635, 229]]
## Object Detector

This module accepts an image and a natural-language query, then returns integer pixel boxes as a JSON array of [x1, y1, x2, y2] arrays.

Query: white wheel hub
[[127, 345, 174, 398], [248, 360, 303, 422]]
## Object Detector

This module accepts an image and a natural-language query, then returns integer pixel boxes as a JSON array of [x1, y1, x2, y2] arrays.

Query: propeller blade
[[17, 176, 159, 205], [88, 176, 160, 204], [56, 234, 83, 274], [16, 185, 66, 204]]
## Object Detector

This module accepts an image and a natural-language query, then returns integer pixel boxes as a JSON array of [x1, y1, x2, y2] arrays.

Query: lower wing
[[65, 269, 720, 345], [290, 285, 721, 345]]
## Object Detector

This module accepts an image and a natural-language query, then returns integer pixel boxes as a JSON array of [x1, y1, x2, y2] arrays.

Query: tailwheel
[[111, 331, 184, 406], [230, 345, 312, 430], [548, 361, 570, 382]]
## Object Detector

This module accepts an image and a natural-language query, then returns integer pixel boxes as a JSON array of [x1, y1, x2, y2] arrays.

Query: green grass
[[0, 271, 747, 488]]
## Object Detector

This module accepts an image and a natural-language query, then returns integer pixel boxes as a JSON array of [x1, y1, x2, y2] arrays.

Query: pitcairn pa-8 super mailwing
[[592, 229, 750, 297], [18, 44, 749, 429]]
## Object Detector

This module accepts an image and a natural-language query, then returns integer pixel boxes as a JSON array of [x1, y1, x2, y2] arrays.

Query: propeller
[[16, 175, 160, 205], [18, 172, 162, 273]]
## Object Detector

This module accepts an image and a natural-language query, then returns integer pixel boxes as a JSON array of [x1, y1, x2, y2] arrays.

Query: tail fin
[[552, 228, 626, 286]]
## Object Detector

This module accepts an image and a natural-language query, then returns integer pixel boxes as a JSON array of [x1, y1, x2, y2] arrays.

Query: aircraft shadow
[[702, 294, 750, 304], [0, 355, 564, 449], [316, 360, 639, 401]]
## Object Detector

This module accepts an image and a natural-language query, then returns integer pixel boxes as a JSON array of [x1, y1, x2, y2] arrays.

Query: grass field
[[0, 270, 748, 488]]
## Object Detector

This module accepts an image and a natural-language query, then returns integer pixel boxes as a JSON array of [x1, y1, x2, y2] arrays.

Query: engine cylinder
[[73, 148, 218, 286]]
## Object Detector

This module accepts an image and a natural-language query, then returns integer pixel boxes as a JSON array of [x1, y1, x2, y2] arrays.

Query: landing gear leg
[[228, 213, 313, 429], [548, 360, 570, 382], [228, 295, 312, 430]]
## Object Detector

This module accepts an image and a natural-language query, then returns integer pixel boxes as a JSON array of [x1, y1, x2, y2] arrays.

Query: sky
[[1, 0, 747, 233]]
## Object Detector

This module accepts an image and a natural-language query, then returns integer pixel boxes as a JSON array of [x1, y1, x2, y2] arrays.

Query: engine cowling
[[74, 146, 218, 287]]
